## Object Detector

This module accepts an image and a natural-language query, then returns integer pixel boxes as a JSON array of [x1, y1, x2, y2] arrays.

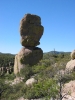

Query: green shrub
[[61, 71, 75, 83], [20, 65, 33, 81], [4, 73, 16, 80], [2, 82, 24, 100], [24, 79, 58, 99], [32, 65, 46, 74]]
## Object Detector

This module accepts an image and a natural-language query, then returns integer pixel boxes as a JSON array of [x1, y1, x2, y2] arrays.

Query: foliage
[[0, 78, 11, 100], [1, 82, 24, 100], [4, 73, 16, 80], [0, 53, 15, 67], [0, 51, 73, 99], [23, 78, 58, 99], [60, 71, 75, 83], [19, 65, 33, 81], [32, 65, 46, 74]]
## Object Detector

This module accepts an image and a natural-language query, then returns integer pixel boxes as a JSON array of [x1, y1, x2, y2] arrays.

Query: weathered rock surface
[[66, 50, 75, 71], [14, 54, 26, 74], [62, 80, 75, 100], [66, 59, 75, 71], [20, 14, 44, 46], [71, 50, 75, 60], [14, 13, 44, 74], [14, 47, 43, 74], [25, 77, 37, 86], [18, 47, 43, 65], [14, 55, 19, 74], [11, 77, 24, 85]]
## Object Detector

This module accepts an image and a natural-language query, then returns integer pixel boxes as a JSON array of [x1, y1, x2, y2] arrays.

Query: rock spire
[[14, 14, 44, 74]]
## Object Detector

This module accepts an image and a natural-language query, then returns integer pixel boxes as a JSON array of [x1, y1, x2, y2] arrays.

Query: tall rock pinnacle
[[14, 14, 44, 74]]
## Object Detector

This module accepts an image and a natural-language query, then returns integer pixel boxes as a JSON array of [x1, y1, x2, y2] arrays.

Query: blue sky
[[0, 0, 75, 54]]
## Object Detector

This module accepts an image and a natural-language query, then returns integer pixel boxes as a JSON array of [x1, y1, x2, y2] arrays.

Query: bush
[[20, 65, 33, 81], [23, 78, 58, 99], [32, 65, 46, 74], [4, 73, 16, 80], [1, 82, 24, 100], [61, 71, 75, 83]]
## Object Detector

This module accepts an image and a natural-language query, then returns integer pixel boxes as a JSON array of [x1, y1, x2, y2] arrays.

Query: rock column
[[14, 14, 44, 74]]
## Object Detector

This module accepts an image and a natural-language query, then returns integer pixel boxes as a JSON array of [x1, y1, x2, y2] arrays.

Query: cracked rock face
[[20, 14, 44, 46]]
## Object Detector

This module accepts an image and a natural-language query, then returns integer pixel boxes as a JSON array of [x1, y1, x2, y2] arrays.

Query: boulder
[[20, 14, 44, 46], [62, 80, 75, 100], [14, 47, 43, 74], [66, 59, 75, 71], [26, 77, 37, 86], [18, 47, 43, 66], [71, 50, 75, 60]]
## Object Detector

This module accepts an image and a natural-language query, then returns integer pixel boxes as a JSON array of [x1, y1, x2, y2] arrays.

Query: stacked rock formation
[[66, 50, 75, 71], [14, 14, 44, 74]]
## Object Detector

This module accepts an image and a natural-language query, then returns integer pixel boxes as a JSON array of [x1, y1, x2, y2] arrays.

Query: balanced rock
[[20, 14, 44, 46], [14, 13, 44, 75]]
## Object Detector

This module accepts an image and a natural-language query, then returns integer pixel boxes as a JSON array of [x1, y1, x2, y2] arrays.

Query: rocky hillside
[[1, 50, 75, 100]]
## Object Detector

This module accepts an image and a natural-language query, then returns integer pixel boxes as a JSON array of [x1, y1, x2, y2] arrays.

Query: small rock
[[26, 77, 37, 86]]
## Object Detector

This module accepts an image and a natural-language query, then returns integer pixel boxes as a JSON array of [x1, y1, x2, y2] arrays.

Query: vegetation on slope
[[0, 51, 75, 100], [0, 53, 15, 67]]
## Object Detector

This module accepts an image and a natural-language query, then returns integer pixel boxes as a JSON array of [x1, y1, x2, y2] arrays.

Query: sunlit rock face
[[66, 50, 75, 71], [14, 14, 44, 74], [71, 50, 75, 60], [66, 59, 75, 71]]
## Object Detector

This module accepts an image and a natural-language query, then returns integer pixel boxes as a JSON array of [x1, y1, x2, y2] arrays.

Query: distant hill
[[44, 51, 71, 54], [0, 51, 71, 55], [0, 52, 15, 55]]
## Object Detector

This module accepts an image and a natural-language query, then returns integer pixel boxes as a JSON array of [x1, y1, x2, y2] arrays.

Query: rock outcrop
[[66, 50, 75, 71], [66, 59, 75, 71], [62, 80, 75, 100], [71, 50, 75, 60], [14, 14, 44, 74]]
